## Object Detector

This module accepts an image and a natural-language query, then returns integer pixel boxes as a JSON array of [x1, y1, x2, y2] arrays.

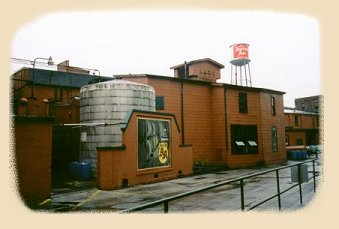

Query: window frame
[[231, 124, 258, 154], [272, 126, 278, 152], [155, 96, 165, 110], [271, 96, 276, 116], [238, 92, 248, 114], [294, 115, 299, 126]]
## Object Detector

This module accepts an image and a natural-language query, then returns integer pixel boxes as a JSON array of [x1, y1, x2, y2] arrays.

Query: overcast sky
[[11, 10, 320, 107]]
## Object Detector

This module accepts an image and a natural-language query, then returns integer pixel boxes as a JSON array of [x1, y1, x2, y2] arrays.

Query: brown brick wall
[[259, 93, 287, 165], [225, 88, 265, 168], [188, 62, 221, 81], [14, 117, 54, 206], [284, 113, 318, 129], [126, 77, 287, 168], [146, 79, 226, 164], [183, 83, 214, 162], [16, 85, 80, 123], [49, 103, 80, 124], [210, 86, 227, 163], [148, 78, 182, 119], [284, 112, 319, 147], [146, 79, 227, 164], [286, 131, 306, 146]]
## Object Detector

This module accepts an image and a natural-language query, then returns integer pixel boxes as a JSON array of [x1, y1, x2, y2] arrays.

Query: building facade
[[284, 107, 320, 147], [117, 59, 287, 168], [11, 66, 113, 197], [295, 95, 322, 113], [12, 57, 288, 193]]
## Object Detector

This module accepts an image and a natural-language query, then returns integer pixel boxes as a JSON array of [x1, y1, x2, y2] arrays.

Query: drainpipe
[[180, 61, 188, 145], [180, 79, 185, 145], [223, 85, 228, 167]]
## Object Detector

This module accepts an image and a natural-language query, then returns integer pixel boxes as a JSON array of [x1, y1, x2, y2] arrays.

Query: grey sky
[[11, 10, 320, 107]]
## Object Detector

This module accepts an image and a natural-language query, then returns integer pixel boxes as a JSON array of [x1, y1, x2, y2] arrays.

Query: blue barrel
[[300, 151, 307, 160], [79, 162, 91, 180], [289, 151, 297, 160], [69, 161, 81, 179]]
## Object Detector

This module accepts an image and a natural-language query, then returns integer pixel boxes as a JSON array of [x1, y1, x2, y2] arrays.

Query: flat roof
[[12, 67, 114, 88], [115, 73, 285, 95], [170, 58, 225, 69], [284, 107, 319, 115]]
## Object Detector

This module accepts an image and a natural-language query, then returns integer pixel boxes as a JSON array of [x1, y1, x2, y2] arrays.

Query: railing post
[[298, 164, 303, 204], [276, 170, 282, 210], [164, 201, 169, 213], [240, 179, 245, 211], [312, 160, 316, 193]]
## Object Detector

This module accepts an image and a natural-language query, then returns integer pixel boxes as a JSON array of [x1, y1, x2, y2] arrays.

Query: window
[[300, 100, 305, 110], [156, 96, 164, 110], [271, 96, 276, 115], [177, 65, 189, 79], [294, 115, 299, 126], [231, 125, 258, 154], [296, 139, 303, 145], [238, 92, 248, 113], [314, 99, 319, 111], [54, 87, 63, 100], [272, 126, 278, 152]]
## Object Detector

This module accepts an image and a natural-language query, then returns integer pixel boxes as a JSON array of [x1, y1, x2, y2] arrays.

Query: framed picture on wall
[[137, 118, 171, 170]]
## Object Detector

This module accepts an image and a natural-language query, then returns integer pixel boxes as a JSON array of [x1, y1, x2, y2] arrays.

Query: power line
[[10, 57, 101, 76]]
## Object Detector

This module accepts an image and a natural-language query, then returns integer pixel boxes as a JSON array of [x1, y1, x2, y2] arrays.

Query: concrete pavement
[[38, 159, 322, 213]]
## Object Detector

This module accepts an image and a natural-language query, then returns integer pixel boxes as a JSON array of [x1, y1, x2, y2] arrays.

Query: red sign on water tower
[[232, 43, 249, 59]]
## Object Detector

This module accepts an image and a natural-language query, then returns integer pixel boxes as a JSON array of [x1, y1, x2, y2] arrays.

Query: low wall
[[14, 116, 54, 207], [97, 110, 193, 190]]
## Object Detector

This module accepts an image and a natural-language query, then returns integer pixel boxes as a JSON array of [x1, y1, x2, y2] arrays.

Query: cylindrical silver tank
[[79, 79, 156, 175]]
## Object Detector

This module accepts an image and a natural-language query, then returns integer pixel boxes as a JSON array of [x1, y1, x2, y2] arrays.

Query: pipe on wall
[[223, 85, 229, 167], [180, 79, 185, 145]]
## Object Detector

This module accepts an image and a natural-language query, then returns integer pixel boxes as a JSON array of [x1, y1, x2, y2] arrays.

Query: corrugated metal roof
[[284, 107, 319, 115], [26, 68, 113, 88]]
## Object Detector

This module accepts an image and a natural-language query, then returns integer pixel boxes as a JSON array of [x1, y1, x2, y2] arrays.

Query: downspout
[[180, 62, 187, 145], [180, 80, 185, 145], [223, 85, 228, 168]]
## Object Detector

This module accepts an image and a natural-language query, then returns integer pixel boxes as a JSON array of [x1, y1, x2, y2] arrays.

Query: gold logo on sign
[[158, 142, 168, 164]]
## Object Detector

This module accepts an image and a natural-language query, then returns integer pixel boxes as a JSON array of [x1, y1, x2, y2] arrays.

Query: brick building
[[117, 58, 287, 168], [295, 95, 322, 113], [284, 107, 320, 147], [11, 57, 288, 193], [11, 65, 112, 204]]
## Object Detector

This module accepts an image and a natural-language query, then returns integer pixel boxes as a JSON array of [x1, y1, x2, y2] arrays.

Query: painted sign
[[137, 118, 171, 170], [232, 44, 249, 59]]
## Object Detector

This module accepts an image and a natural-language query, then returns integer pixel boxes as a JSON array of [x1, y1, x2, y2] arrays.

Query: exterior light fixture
[[69, 96, 81, 106], [91, 69, 101, 83], [43, 98, 49, 116]]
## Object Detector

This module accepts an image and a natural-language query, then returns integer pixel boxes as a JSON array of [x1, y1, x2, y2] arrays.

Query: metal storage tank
[[79, 79, 156, 176]]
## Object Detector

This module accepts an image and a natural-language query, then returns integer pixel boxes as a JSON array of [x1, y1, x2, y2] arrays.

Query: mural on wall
[[138, 118, 171, 170]]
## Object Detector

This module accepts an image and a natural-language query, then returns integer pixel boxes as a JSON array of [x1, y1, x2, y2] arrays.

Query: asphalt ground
[[36, 158, 322, 213]]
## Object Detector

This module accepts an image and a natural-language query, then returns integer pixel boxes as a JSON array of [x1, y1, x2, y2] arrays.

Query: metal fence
[[120, 159, 319, 213]]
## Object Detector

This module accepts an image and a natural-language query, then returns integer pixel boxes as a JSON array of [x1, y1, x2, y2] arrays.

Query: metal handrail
[[120, 158, 319, 213]]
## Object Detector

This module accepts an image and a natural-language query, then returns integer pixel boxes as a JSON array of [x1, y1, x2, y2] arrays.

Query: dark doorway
[[51, 125, 80, 185]]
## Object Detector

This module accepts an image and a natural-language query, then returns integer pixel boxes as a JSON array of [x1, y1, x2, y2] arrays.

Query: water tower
[[230, 43, 252, 87]]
